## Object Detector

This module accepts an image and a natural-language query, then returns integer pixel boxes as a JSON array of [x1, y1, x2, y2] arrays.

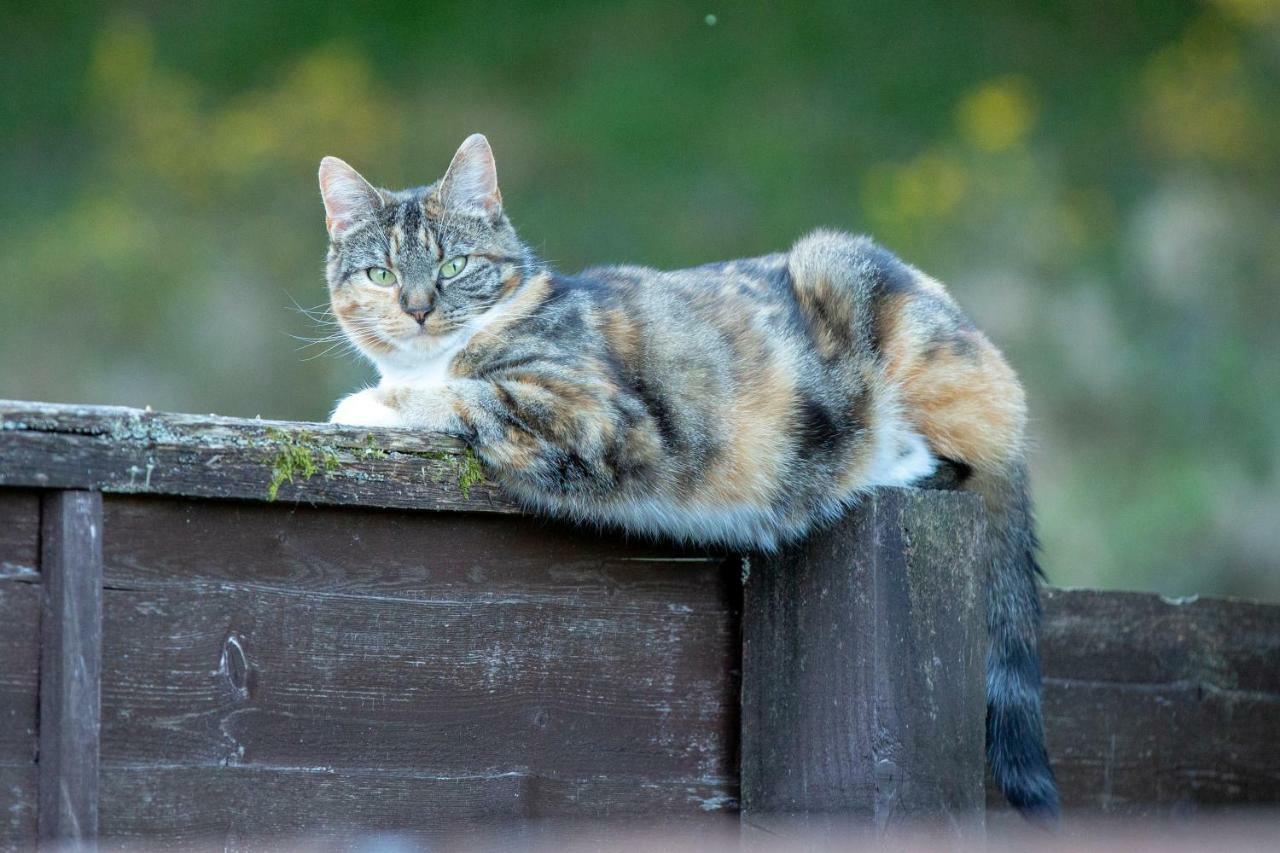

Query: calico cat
[[319, 134, 1058, 820]]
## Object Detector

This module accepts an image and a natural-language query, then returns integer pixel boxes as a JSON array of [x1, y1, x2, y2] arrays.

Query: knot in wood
[[219, 633, 250, 699]]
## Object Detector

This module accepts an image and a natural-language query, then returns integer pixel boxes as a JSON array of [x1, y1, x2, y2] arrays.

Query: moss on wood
[[264, 427, 342, 501], [261, 427, 485, 502]]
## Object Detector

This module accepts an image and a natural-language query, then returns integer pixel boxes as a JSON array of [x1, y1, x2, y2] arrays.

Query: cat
[[319, 133, 1058, 821]]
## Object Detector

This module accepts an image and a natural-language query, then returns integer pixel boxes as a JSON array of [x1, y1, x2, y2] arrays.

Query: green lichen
[[264, 427, 342, 501]]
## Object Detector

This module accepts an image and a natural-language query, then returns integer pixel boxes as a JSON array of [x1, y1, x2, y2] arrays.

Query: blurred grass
[[1, 1, 1277, 599]]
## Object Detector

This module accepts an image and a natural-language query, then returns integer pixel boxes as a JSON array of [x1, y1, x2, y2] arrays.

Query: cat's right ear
[[318, 157, 381, 239]]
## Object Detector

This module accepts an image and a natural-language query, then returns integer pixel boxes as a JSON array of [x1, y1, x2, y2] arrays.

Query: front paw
[[329, 388, 403, 428]]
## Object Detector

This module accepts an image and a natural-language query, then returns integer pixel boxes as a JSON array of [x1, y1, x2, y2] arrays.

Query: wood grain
[[0, 400, 514, 513], [99, 584, 739, 780], [100, 495, 728, 602], [0, 491, 38, 582], [741, 488, 987, 836], [0, 498, 38, 851], [0, 764, 37, 846], [96, 495, 741, 830], [38, 490, 104, 843], [99, 765, 737, 845], [4, 401, 1280, 835], [1037, 588, 1280, 695], [0, 582, 39, 764], [987, 588, 1280, 818]]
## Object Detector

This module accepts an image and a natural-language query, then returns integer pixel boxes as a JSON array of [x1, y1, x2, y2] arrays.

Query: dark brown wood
[[0, 765, 37, 845], [0, 400, 514, 513], [0, 580, 40, 847], [4, 399, 1280, 838], [99, 495, 728, 600], [0, 582, 39, 765], [99, 765, 737, 844], [94, 495, 739, 840], [38, 490, 103, 843], [0, 491, 39, 582], [1037, 588, 1280, 695], [987, 588, 1280, 820], [741, 488, 987, 837], [98, 584, 738, 779]]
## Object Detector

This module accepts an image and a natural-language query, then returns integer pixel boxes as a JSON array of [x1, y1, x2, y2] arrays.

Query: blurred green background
[[2, 1, 1277, 599]]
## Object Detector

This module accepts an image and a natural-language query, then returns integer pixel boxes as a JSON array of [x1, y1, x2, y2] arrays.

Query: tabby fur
[[319, 134, 1059, 821]]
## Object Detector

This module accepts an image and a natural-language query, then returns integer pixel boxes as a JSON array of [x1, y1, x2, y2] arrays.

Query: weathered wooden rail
[[1, 401, 1278, 847]]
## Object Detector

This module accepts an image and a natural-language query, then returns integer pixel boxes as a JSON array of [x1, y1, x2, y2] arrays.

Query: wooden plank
[[0, 491, 39, 582], [987, 588, 1280, 817], [38, 490, 103, 843], [99, 765, 737, 845], [0, 582, 39, 765], [1036, 588, 1280, 695], [0, 764, 37, 846], [0, 400, 514, 513], [0, 577, 40, 849], [99, 581, 739, 783], [100, 495, 728, 599], [95, 495, 740, 831], [741, 488, 987, 837], [0, 531, 40, 850]]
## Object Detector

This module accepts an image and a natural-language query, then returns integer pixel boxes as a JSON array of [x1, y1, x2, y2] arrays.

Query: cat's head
[[318, 134, 533, 367]]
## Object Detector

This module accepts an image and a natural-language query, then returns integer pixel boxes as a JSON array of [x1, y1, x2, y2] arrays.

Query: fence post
[[38, 490, 103, 846], [740, 487, 987, 840]]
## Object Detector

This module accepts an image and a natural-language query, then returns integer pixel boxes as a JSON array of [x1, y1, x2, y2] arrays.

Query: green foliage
[[2, 1, 1278, 598]]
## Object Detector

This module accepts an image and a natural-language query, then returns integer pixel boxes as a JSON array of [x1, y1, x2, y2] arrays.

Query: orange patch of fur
[[600, 307, 641, 367], [490, 426, 540, 470], [880, 295, 1026, 468], [699, 359, 795, 507], [331, 290, 396, 356]]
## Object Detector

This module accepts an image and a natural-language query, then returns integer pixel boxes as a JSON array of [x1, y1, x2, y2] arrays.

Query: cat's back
[[485, 231, 991, 547], [579, 252, 795, 313], [566, 251, 809, 362]]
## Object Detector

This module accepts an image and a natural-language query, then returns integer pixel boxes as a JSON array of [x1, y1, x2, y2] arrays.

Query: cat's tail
[[965, 458, 1059, 824]]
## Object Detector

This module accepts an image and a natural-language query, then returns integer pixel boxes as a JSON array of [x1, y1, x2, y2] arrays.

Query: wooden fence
[[1, 401, 1277, 847]]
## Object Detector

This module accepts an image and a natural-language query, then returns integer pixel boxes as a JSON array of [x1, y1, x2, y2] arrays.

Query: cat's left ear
[[319, 157, 381, 239], [440, 133, 502, 218]]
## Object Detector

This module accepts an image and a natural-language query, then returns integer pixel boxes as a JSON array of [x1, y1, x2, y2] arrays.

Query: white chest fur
[[374, 330, 469, 390]]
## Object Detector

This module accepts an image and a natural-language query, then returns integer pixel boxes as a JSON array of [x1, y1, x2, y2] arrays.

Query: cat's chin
[[401, 331, 447, 348], [393, 325, 466, 355]]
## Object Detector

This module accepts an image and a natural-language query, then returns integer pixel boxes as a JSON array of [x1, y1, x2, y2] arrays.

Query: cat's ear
[[318, 157, 381, 239], [439, 133, 502, 218]]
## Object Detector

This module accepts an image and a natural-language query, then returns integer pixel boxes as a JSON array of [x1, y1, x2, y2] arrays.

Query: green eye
[[439, 256, 468, 279], [366, 267, 396, 286]]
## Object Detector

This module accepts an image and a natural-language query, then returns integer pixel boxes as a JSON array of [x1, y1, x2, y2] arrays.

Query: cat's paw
[[329, 389, 403, 428]]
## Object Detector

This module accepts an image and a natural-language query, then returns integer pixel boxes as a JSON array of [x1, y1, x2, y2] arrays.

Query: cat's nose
[[400, 284, 435, 325]]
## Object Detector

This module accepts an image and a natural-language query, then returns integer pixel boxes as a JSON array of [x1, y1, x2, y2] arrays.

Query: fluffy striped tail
[[967, 459, 1059, 823]]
